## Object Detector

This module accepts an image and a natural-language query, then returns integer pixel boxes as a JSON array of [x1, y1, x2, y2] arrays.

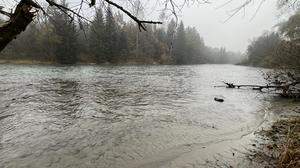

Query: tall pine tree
[[166, 19, 176, 54], [173, 21, 186, 64], [49, 0, 79, 64], [89, 7, 106, 63], [104, 6, 118, 63]]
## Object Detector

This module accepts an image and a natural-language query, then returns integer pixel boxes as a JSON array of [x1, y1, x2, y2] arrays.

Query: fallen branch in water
[[216, 81, 300, 98], [222, 81, 283, 90]]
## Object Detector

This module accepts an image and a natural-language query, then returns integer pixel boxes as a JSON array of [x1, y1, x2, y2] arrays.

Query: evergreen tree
[[173, 21, 186, 64], [117, 29, 129, 58], [49, 0, 79, 64], [114, 13, 128, 62], [89, 7, 106, 63], [104, 6, 118, 63], [185, 27, 205, 64], [152, 26, 166, 62], [154, 26, 166, 43], [166, 19, 176, 52]]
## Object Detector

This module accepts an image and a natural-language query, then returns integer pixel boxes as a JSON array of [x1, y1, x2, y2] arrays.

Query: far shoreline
[[0, 59, 239, 66]]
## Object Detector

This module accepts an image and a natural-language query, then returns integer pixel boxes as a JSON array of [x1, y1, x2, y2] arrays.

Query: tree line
[[244, 9, 300, 69], [0, 1, 241, 65]]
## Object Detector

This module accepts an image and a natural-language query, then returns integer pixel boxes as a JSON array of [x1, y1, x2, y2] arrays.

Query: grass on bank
[[250, 117, 300, 168]]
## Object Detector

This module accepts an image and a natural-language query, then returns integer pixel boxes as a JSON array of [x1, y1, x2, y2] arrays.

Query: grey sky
[[181, 0, 280, 53]]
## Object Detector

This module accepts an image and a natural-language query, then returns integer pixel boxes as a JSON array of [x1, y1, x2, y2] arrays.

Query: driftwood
[[219, 81, 300, 98], [222, 82, 282, 90]]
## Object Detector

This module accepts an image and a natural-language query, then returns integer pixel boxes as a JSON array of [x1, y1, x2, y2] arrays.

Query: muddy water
[[0, 64, 272, 168]]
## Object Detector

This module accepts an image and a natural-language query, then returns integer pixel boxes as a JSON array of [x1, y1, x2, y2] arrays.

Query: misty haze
[[0, 0, 299, 168]]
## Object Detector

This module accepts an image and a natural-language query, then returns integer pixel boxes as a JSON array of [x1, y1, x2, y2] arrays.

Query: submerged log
[[214, 97, 224, 102]]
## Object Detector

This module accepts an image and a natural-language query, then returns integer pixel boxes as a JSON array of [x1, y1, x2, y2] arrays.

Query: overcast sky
[[180, 0, 281, 53]]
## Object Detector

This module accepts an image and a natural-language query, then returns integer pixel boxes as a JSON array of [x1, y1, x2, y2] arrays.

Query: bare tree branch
[[103, 0, 162, 31], [0, 8, 12, 17]]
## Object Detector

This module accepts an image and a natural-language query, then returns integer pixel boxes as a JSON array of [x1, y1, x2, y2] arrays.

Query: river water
[[0, 64, 273, 168]]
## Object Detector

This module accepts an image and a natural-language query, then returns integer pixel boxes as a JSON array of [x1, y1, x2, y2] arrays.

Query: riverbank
[[248, 103, 300, 167], [0, 59, 54, 65]]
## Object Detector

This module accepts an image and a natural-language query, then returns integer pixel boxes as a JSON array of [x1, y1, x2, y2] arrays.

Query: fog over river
[[0, 64, 276, 167]]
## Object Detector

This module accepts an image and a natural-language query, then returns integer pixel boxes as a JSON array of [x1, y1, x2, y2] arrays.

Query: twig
[[103, 0, 162, 31]]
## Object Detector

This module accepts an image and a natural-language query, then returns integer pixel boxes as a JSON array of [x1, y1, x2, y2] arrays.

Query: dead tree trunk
[[0, 0, 38, 52]]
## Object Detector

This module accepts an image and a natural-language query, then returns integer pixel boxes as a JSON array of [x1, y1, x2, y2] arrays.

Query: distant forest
[[243, 9, 300, 69], [0, 3, 242, 65]]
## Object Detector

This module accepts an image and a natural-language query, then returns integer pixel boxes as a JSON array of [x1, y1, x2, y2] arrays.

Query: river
[[0, 64, 274, 167]]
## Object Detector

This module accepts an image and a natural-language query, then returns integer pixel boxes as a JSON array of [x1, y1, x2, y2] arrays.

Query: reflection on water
[[0, 64, 271, 167]]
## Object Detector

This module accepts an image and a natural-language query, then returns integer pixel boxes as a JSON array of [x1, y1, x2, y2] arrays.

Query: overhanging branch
[[103, 0, 162, 31], [0, 8, 12, 17]]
